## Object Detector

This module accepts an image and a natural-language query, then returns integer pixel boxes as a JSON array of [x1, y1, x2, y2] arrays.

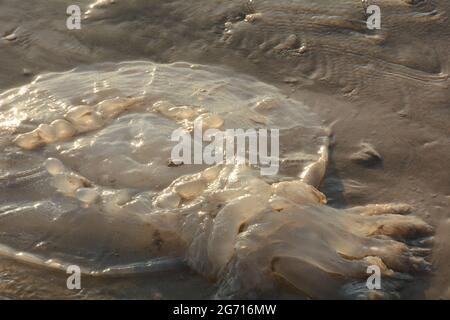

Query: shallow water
[[0, 0, 449, 299]]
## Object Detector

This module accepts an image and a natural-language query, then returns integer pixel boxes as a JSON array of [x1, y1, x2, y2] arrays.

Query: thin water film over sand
[[0, 0, 449, 299]]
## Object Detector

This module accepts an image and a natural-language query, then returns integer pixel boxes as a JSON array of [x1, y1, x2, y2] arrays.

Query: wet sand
[[0, 0, 449, 299]]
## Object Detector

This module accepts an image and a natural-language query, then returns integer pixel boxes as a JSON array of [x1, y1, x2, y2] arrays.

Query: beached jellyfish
[[0, 61, 432, 299]]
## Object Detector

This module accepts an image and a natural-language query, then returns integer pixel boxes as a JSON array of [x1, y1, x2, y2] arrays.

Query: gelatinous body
[[0, 61, 432, 299]]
